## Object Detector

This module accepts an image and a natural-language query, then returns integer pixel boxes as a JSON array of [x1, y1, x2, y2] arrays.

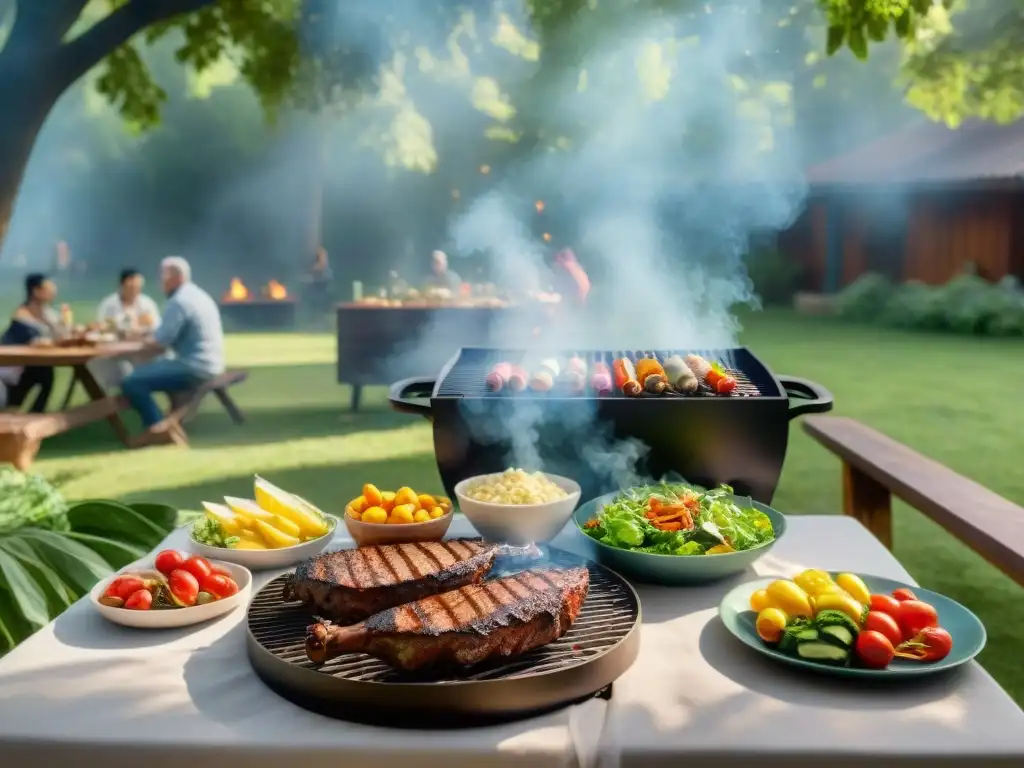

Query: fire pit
[[219, 278, 297, 331]]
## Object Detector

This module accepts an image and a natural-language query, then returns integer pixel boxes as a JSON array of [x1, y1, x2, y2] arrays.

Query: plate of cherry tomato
[[89, 549, 252, 628], [719, 571, 986, 677]]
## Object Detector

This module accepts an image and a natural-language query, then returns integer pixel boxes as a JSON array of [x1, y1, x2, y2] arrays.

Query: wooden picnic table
[[0, 341, 151, 444]]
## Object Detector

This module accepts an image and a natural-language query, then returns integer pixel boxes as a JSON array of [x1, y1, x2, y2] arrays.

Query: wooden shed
[[780, 119, 1024, 292]]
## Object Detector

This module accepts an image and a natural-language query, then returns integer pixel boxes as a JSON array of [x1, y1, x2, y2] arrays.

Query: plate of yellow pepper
[[719, 568, 986, 676]]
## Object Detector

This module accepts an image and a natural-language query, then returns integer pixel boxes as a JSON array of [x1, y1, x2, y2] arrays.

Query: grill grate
[[245, 548, 638, 688], [436, 347, 770, 398]]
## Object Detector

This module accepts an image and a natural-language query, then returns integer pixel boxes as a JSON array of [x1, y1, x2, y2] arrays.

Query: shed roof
[[806, 118, 1024, 186]]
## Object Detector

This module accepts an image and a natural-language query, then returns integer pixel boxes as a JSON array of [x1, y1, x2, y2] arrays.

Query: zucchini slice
[[820, 625, 855, 648], [796, 641, 849, 664]]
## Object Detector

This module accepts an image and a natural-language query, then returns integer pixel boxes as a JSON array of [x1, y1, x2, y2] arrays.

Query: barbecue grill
[[388, 347, 833, 505], [246, 547, 640, 726]]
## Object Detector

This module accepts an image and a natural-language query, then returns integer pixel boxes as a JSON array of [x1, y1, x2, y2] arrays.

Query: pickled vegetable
[[362, 506, 388, 524]]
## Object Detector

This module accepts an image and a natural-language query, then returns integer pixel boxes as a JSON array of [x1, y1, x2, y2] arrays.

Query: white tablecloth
[[0, 516, 1022, 768]]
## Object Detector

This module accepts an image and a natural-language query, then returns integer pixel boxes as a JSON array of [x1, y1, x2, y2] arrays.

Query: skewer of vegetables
[[634, 358, 668, 394], [564, 356, 587, 393], [663, 355, 699, 393], [529, 358, 561, 392], [507, 366, 527, 392], [612, 358, 642, 397], [486, 362, 512, 392], [590, 362, 612, 396], [683, 353, 737, 394]]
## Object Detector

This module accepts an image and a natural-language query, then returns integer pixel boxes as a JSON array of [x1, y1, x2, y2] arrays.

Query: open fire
[[222, 277, 290, 303]]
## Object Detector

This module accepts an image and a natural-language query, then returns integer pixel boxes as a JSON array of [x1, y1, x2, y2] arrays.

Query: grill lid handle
[[387, 377, 436, 419], [778, 375, 833, 420]]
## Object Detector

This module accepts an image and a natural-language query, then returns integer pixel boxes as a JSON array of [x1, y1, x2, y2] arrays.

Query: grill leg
[[350, 385, 362, 413]]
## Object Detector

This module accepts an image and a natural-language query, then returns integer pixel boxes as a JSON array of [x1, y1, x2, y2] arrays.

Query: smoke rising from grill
[[432, 3, 808, 485]]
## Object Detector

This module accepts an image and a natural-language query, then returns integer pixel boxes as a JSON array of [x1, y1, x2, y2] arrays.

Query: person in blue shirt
[[0, 273, 61, 412], [121, 256, 225, 437]]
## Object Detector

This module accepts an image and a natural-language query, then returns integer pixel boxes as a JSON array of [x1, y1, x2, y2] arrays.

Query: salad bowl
[[572, 485, 787, 585]]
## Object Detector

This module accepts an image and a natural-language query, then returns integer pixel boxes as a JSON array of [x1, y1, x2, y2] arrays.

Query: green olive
[[195, 591, 216, 605]]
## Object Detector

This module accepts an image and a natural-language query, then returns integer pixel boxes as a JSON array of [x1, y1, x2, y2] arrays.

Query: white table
[[0, 516, 1022, 768]]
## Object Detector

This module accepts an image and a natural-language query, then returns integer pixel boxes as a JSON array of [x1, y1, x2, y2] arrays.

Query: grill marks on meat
[[305, 567, 590, 671], [283, 539, 497, 625]]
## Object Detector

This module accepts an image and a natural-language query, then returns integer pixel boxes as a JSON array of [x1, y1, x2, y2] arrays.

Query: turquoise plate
[[572, 490, 786, 585], [719, 574, 987, 677]]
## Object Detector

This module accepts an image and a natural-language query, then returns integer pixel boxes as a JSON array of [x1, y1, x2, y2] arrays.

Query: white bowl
[[187, 516, 337, 570], [90, 559, 252, 629], [454, 473, 582, 545]]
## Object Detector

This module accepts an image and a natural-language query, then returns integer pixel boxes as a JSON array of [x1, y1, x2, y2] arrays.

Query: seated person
[[0, 274, 61, 413], [121, 257, 225, 441], [96, 268, 161, 331], [90, 268, 162, 388], [424, 250, 462, 293]]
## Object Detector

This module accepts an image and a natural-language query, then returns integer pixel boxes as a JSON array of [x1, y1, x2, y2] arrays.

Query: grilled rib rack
[[246, 548, 641, 727]]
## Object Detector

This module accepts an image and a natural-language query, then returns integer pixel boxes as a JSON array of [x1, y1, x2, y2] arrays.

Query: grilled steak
[[305, 567, 590, 670], [284, 539, 516, 624]]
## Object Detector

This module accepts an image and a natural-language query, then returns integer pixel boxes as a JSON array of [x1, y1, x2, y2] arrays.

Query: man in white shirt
[[89, 268, 162, 388]]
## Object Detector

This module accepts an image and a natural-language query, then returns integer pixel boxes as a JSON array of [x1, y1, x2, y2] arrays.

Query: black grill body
[[389, 347, 833, 505]]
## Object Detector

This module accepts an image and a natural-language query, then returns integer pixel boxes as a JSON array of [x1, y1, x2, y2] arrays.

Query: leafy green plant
[[744, 248, 806, 306], [835, 273, 893, 321], [0, 467, 178, 653]]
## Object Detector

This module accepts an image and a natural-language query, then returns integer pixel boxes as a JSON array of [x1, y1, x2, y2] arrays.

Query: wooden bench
[[162, 369, 248, 437], [0, 396, 128, 470], [803, 415, 1024, 589]]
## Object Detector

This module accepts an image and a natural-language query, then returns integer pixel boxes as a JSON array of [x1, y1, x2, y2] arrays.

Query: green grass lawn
[[6, 305, 1024, 704]]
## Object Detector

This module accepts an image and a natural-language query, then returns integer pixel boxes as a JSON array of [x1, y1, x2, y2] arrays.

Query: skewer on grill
[[634, 358, 668, 394], [663, 355, 699, 393], [529, 358, 560, 392], [684, 354, 737, 394], [590, 361, 612, 396], [507, 365, 527, 392], [563, 356, 587, 393], [486, 362, 513, 392], [613, 358, 642, 397]]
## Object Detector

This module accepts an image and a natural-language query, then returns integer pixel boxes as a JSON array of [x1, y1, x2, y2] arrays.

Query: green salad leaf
[[190, 517, 239, 549], [582, 482, 774, 556]]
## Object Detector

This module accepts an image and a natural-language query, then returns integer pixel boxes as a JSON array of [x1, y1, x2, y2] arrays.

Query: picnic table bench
[[159, 369, 248, 446], [803, 415, 1024, 588], [0, 396, 127, 469]]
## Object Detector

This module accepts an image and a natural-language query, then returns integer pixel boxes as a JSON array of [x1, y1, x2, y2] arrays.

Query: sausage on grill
[[663, 355, 699, 393]]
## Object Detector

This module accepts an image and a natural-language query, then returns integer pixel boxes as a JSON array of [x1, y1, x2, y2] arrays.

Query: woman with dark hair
[[0, 274, 61, 412]]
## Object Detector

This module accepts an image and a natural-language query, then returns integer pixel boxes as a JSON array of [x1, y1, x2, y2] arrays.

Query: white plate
[[90, 559, 252, 629], [186, 516, 337, 570]]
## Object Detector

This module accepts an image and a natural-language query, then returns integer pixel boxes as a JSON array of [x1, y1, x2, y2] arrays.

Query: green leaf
[[848, 27, 868, 60], [64, 531, 146, 570], [126, 502, 178, 533], [0, 536, 75, 611], [895, 11, 913, 37], [15, 529, 113, 595], [67, 500, 168, 548], [0, 548, 49, 627], [0, 589, 32, 651], [826, 25, 845, 55], [866, 17, 889, 42]]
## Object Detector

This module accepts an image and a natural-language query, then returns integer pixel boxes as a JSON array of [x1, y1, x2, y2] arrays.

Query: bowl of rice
[[454, 469, 582, 545]]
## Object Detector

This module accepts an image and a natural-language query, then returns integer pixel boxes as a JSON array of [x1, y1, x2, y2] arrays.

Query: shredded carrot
[[583, 519, 600, 529]]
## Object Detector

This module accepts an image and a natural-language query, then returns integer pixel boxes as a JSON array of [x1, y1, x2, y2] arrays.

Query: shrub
[[835, 273, 893, 321], [837, 270, 1024, 336], [744, 249, 805, 306]]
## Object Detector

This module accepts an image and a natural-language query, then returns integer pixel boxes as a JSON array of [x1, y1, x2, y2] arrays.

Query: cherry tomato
[[154, 549, 187, 576], [124, 589, 153, 610], [210, 563, 232, 579], [897, 626, 953, 662], [169, 569, 200, 606], [869, 593, 901, 617], [863, 610, 903, 647], [855, 630, 895, 669], [106, 575, 145, 601], [895, 599, 939, 641], [891, 587, 918, 602], [180, 556, 213, 584], [202, 574, 239, 599]]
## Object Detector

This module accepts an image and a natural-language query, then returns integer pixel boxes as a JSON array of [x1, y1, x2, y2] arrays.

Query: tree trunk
[[0, 82, 55, 253]]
